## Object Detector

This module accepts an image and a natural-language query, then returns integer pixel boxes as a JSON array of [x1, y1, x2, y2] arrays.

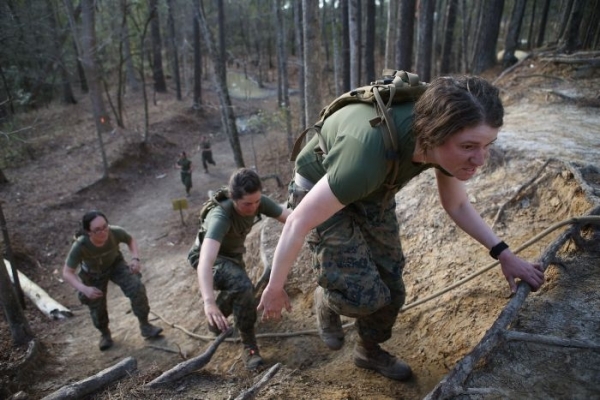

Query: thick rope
[[153, 215, 600, 342]]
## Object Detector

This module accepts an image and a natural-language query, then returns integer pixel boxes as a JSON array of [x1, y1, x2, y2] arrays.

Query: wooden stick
[[504, 330, 600, 350], [233, 363, 282, 400], [145, 328, 233, 388], [42, 357, 137, 400]]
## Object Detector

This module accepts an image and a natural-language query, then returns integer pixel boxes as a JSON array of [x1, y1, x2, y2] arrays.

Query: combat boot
[[314, 286, 344, 350], [353, 339, 412, 381], [242, 345, 264, 370], [140, 322, 163, 338], [99, 329, 113, 351]]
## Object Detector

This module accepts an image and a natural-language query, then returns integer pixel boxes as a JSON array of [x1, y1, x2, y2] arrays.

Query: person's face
[[429, 124, 498, 181], [88, 216, 109, 244], [233, 191, 262, 217]]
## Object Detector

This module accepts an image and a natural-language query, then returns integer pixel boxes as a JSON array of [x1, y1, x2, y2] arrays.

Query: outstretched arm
[[258, 176, 344, 320], [197, 238, 229, 331], [435, 170, 544, 292]]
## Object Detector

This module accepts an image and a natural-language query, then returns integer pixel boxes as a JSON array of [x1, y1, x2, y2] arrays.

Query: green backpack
[[290, 69, 428, 212], [187, 187, 232, 269]]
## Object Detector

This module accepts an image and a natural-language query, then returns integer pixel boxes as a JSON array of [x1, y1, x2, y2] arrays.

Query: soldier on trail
[[175, 151, 193, 196], [200, 135, 216, 174]]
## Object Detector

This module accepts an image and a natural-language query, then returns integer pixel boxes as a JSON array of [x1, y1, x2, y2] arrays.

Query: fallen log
[[145, 327, 233, 388], [4, 259, 72, 319], [41, 357, 137, 400], [234, 362, 282, 400]]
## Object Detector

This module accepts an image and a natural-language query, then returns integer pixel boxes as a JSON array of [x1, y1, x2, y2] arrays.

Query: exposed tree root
[[233, 362, 282, 400], [145, 328, 232, 388]]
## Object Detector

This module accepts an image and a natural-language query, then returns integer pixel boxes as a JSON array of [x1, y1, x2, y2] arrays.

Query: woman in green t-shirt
[[62, 210, 163, 351], [258, 75, 545, 381]]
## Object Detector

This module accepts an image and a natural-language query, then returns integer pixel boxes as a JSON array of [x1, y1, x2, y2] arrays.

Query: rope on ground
[[154, 214, 600, 342]]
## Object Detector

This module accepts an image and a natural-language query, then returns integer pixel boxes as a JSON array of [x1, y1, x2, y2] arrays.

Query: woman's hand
[[129, 258, 142, 274], [257, 284, 292, 322], [82, 285, 104, 300], [204, 300, 228, 332], [498, 250, 545, 292]]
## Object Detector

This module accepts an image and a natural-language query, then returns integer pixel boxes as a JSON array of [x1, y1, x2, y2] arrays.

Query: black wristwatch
[[489, 241, 509, 260]]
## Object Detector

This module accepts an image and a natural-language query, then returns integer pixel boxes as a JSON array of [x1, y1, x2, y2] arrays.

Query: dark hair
[[413, 76, 504, 151], [228, 168, 262, 200], [82, 210, 108, 232], [180, 151, 187, 157]]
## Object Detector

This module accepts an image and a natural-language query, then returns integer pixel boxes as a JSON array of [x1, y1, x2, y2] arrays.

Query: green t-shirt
[[177, 158, 192, 173], [203, 195, 283, 257], [65, 226, 132, 274], [295, 102, 433, 205]]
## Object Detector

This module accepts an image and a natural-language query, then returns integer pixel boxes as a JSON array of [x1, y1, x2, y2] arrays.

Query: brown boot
[[314, 286, 344, 350], [353, 339, 412, 381], [140, 322, 163, 338], [99, 329, 113, 351], [242, 345, 264, 370]]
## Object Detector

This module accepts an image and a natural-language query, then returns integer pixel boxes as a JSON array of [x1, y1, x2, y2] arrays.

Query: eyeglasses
[[90, 224, 109, 235]]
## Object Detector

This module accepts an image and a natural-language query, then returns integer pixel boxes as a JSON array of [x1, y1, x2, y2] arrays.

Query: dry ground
[[1, 55, 599, 400]]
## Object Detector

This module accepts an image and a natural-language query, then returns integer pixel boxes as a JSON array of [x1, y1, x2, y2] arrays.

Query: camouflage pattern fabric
[[211, 256, 258, 347], [78, 256, 150, 331], [291, 188, 406, 344]]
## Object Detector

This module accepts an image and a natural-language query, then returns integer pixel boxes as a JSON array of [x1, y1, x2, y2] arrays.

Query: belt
[[294, 172, 315, 191]]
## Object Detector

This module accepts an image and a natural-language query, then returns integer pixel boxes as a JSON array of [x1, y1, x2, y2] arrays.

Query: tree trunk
[[192, 0, 202, 109], [0, 203, 34, 346], [217, 0, 226, 69], [384, 0, 398, 69], [440, 0, 458, 74], [195, 2, 244, 168], [272, 0, 293, 152], [348, 0, 360, 88], [503, 0, 527, 68], [149, 0, 167, 93], [341, 0, 351, 91], [331, 0, 344, 96], [416, 0, 434, 81], [303, 0, 322, 126], [294, 1, 306, 131], [364, 0, 376, 82], [65, 0, 111, 178], [121, 0, 140, 92], [45, 0, 77, 105], [0, 167, 8, 184], [536, 0, 551, 47], [558, 0, 585, 53], [396, 0, 416, 71], [166, 0, 182, 100], [557, 0, 575, 41], [471, 0, 505, 75]]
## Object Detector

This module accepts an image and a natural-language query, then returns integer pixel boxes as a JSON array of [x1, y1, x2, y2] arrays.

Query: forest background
[[1, 0, 599, 399]]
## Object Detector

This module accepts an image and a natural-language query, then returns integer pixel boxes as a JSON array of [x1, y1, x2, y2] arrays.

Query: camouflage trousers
[[212, 256, 257, 347], [180, 171, 192, 192], [78, 256, 150, 333], [289, 179, 406, 343]]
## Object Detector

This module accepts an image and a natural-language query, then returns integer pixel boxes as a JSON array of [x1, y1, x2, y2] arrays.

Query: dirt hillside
[[1, 54, 599, 400]]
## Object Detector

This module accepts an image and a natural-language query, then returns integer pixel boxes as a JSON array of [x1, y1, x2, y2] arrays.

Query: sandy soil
[[1, 57, 599, 400]]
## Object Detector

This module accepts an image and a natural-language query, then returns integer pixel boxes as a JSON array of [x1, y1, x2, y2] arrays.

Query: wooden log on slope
[[4, 259, 72, 319], [41, 357, 137, 400]]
